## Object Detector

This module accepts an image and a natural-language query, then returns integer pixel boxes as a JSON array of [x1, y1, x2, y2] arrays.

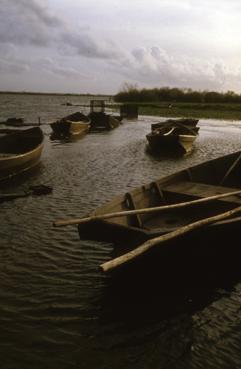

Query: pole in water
[[38, 117, 41, 125]]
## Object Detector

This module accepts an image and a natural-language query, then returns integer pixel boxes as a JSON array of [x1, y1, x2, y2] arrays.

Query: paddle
[[220, 152, 241, 185], [100, 204, 241, 273], [53, 188, 241, 227]]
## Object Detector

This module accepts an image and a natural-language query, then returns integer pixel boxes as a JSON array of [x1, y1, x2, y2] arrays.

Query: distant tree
[[114, 84, 241, 104]]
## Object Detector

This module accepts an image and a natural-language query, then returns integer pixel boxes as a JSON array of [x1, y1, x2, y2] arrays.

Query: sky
[[0, 0, 241, 94]]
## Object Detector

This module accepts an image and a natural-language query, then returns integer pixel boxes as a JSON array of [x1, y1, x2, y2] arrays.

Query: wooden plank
[[124, 192, 143, 227], [100, 204, 241, 273], [54, 189, 241, 227], [163, 181, 241, 204]]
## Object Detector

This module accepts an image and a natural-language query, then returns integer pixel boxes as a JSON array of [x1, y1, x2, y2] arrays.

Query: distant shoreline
[[2, 92, 241, 120], [0, 91, 112, 97]]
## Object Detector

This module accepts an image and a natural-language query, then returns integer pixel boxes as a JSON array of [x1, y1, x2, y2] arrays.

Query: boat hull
[[147, 120, 199, 155], [0, 127, 44, 181], [88, 112, 120, 130], [50, 120, 90, 138], [146, 132, 197, 155], [77, 150, 241, 276]]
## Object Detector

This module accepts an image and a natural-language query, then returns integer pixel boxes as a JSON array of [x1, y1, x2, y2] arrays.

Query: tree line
[[114, 85, 241, 104]]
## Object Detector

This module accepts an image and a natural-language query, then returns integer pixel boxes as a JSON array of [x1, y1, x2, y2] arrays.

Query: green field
[[134, 102, 241, 120], [110, 102, 241, 120]]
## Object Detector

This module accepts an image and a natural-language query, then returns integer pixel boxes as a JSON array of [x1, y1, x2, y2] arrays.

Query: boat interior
[[0, 128, 43, 155], [78, 151, 241, 245]]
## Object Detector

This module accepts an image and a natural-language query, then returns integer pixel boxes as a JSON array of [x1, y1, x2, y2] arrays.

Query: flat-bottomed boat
[[0, 127, 44, 181]]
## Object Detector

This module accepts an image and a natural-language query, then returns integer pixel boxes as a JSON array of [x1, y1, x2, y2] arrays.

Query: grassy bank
[[120, 102, 241, 120]]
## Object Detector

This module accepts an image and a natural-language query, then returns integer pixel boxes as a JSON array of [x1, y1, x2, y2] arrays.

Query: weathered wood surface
[[53, 188, 241, 227], [100, 204, 241, 273], [220, 152, 241, 185]]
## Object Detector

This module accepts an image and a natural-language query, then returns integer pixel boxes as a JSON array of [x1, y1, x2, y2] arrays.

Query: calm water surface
[[1, 94, 241, 369]]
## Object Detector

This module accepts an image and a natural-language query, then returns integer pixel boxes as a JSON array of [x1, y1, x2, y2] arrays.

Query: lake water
[[1, 93, 241, 369]]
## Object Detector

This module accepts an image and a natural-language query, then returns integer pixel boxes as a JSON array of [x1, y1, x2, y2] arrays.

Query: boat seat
[[162, 181, 241, 205]]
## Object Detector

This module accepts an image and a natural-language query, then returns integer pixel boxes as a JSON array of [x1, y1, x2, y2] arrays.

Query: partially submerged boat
[[0, 127, 44, 181], [51, 112, 90, 138], [147, 119, 199, 155], [55, 150, 241, 278]]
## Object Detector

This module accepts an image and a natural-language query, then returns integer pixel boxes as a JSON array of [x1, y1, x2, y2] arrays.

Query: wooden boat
[[51, 112, 90, 138], [88, 112, 120, 131], [0, 127, 44, 181], [151, 118, 199, 131], [147, 119, 199, 155], [0, 117, 24, 126], [54, 150, 241, 278]]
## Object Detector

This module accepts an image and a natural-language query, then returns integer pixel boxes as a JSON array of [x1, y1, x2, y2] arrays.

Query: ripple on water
[[1, 94, 241, 369]]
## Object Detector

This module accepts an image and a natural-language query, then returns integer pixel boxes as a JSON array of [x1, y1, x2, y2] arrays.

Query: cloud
[[111, 46, 230, 91], [0, 0, 62, 47], [37, 57, 89, 79], [0, 0, 241, 93], [0, 43, 30, 73], [0, 0, 123, 63], [60, 33, 123, 60], [0, 57, 29, 74]]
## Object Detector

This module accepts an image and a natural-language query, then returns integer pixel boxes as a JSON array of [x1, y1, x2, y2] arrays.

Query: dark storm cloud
[[0, 0, 122, 60], [0, 0, 62, 46]]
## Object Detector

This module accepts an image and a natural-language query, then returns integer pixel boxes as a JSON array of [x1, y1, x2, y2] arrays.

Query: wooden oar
[[220, 152, 241, 185], [100, 204, 241, 273], [53, 188, 241, 227]]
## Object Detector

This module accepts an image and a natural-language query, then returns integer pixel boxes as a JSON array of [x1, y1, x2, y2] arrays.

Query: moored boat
[[50, 112, 90, 138], [88, 111, 121, 131], [55, 150, 241, 278], [147, 119, 199, 155], [0, 127, 44, 181], [151, 118, 199, 131], [0, 117, 24, 126]]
